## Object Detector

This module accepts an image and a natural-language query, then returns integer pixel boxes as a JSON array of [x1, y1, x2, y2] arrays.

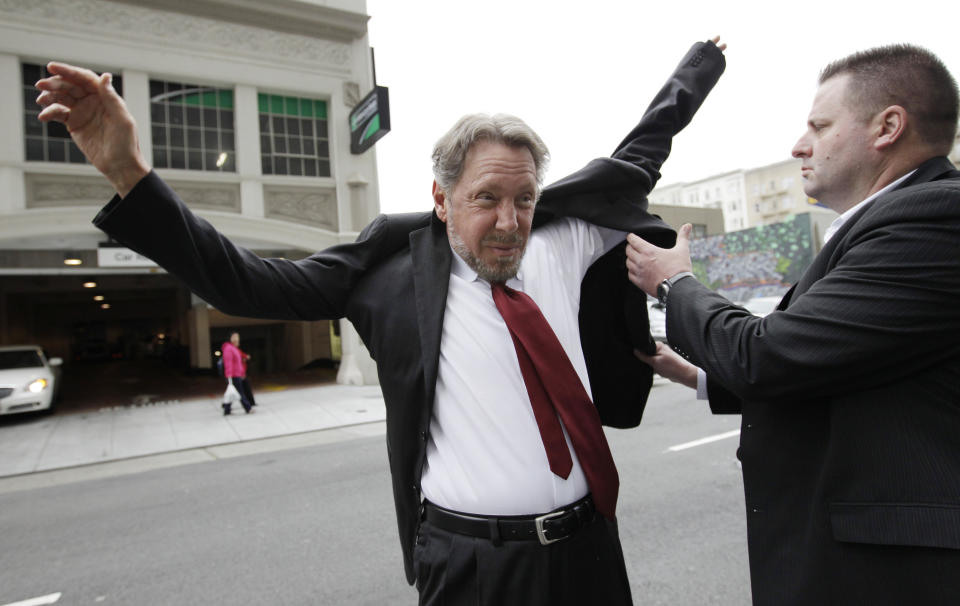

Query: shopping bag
[[223, 382, 241, 404]]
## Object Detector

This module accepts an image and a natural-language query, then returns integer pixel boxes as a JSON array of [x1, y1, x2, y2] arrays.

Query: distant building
[[650, 158, 835, 237], [649, 170, 747, 232], [648, 203, 724, 238]]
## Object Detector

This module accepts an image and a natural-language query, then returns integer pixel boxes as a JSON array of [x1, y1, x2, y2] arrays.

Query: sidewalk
[[0, 383, 386, 478]]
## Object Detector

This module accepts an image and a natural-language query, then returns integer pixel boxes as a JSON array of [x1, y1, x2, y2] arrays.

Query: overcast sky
[[364, 0, 960, 215]]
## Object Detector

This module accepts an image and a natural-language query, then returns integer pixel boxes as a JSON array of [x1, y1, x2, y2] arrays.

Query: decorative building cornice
[[265, 187, 337, 229], [0, 0, 355, 72]]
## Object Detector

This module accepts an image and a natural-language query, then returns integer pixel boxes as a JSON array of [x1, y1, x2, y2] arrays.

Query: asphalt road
[[0, 382, 751, 605]]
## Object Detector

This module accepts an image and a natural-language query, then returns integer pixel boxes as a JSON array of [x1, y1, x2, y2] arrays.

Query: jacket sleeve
[[534, 39, 726, 246], [564, 40, 726, 427], [93, 171, 423, 321]]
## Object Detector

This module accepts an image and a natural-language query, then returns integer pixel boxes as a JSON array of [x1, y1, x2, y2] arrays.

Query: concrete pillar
[[121, 69, 152, 167], [187, 304, 211, 369], [0, 54, 26, 216], [336, 319, 377, 385]]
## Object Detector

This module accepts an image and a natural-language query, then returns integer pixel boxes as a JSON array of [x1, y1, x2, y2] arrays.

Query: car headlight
[[27, 378, 49, 393]]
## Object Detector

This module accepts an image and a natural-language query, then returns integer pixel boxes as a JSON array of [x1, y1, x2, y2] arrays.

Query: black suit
[[666, 157, 960, 605], [94, 41, 725, 585]]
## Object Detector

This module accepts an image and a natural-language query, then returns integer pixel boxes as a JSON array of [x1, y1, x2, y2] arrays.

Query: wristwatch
[[657, 271, 695, 307]]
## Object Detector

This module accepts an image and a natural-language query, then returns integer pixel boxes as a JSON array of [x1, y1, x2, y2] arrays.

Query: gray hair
[[431, 113, 550, 193]]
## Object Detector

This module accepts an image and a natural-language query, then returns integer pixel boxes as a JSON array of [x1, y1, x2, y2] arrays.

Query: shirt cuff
[[696, 368, 709, 400]]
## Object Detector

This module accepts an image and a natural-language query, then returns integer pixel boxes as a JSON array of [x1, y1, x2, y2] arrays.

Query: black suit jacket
[[94, 41, 725, 584], [666, 157, 960, 605]]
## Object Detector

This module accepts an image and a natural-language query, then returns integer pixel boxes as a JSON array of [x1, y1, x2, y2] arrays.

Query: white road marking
[[666, 429, 741, 452], [1, 593, 62, 606]]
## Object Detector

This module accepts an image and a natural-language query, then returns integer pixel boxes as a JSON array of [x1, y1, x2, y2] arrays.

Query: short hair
[[819, 44, 959, 153], [431, 113, 550, 193]]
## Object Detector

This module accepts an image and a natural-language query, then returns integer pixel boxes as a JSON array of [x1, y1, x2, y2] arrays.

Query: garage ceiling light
[[83, 281, 97, 288], [100, 303, 111, 309], [64, 256, 83, 266], [93, 295, 105, 301]]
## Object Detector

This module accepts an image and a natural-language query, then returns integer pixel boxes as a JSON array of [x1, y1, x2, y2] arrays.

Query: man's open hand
[[35, 62, 150, 197]]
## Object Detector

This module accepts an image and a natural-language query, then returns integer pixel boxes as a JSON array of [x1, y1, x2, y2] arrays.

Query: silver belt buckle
[[535, 510, 566, 545]]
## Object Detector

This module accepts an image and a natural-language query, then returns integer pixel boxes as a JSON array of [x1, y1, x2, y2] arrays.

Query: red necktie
[[491, 282, 619, 519]]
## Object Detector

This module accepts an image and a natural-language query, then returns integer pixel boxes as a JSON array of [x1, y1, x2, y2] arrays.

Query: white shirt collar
[[822, 170, 916, 244]]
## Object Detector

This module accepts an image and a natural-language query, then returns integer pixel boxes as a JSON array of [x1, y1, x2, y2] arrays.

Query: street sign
[[97, 246, 158, 268], [349, 86, 390, 154]]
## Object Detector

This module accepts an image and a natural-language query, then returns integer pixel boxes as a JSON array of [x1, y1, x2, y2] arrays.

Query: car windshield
[[0, 350, 43, 369]]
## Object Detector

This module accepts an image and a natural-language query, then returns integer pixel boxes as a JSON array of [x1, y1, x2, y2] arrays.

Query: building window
[[23, 63, 123, 163], [258, 93, 330, 177], [150, 79, 235, 172], [691, 224, 707, 238]]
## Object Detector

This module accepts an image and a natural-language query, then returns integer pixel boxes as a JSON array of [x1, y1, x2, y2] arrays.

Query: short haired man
[[626, 44, 960, 605], [37, 39, 726, 604]]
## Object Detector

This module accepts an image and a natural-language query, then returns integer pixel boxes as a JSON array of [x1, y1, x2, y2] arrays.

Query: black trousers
[[226, 377, 256, 412], [413, 512, 633, 606]]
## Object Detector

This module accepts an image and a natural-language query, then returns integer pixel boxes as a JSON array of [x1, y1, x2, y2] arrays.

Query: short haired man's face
[[433, 140, 538, 283], [230, 333, 240, 346], [792, 74, 876, 213]]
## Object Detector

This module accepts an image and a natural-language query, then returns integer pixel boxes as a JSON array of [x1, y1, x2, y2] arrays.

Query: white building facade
[[0, 0, 380, 384]]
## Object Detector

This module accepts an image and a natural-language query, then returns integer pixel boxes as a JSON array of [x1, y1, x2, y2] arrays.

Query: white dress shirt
[[694, 170, 917, 398], [420, 217, 625, 515]]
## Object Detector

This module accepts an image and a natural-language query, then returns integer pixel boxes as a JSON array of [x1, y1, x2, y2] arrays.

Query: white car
[[0, 345, 62, 415]]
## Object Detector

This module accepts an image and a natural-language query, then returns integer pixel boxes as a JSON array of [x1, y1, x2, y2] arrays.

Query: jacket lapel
[[410, 214, 452, 409]]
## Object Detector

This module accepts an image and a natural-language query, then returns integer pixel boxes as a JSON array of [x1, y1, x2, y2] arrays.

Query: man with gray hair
[[626, 43, 960, 605], [36, 39, 725, 604]]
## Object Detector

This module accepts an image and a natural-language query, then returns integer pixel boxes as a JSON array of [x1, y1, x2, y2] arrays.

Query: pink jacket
[[221, 342, 247, 378]]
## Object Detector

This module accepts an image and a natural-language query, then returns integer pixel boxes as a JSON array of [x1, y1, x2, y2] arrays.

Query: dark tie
[[491, 282, 619, 519]]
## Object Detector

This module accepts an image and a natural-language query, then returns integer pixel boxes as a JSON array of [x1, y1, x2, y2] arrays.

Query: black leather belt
[[422, 495, 597, 546]]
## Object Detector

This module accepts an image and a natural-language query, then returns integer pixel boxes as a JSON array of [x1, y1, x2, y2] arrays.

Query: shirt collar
[[822, 169, 916, 244]]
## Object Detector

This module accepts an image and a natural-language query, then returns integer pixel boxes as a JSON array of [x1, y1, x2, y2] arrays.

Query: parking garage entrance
[[0, 271, 339, 415]]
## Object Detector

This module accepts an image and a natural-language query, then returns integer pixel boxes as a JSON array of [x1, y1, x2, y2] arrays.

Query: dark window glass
[[24, 115, 42, 136], [170, 149, 185, 169], [187, 128, 201, 149], [257, 92, 330, 177], [48, 141, 65, 162], [149, 79, 234, 172], [151, 125, 166, 146], [26, 137, 43, 160], [169, 105, 183, 125], [68, 144, 86, 163], [186, 106, 201, 126], [289, 158, 303, 176]]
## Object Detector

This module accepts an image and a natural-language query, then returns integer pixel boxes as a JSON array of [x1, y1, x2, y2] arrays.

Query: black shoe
[[222, 404, 232, 415]]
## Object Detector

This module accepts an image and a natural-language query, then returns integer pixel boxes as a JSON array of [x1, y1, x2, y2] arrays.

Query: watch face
[[657, 281, 669, 305]]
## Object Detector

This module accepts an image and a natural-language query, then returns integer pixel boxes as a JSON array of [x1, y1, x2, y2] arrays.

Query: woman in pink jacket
[[221, 331, 256, 414]]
